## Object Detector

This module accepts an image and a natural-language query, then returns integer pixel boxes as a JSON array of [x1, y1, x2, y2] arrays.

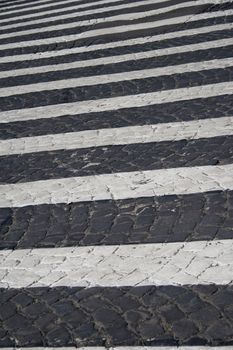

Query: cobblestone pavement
[[0, 0, 233, 348]]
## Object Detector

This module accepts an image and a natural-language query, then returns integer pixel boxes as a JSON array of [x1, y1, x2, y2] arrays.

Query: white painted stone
[[0, 81, 232, 123], [0, 240, 233, 288], [0, 9, 232, 51], [0, 0, 158, 23], [1, 22, 232, 64], [0, 0, 60, 11], [1, 116, 233, 156], [0, 164, 233, 207], [0, 0, 172, 23], [0, 0, 223, 39], [0, 0, 134, 17], [1, 57, 232, 97], [1, 37, 232, 79]]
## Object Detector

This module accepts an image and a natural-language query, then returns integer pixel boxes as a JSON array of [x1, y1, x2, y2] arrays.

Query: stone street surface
[[0, 0, 233, 348]]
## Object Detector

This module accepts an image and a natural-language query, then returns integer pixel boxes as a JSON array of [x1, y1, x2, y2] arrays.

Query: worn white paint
[[1, 57, 232, 97], [0, 9, 232, 51], [0, 0, 224, 39], [1, 22, 232, 64], [0, 0, 172, 23], [0, 0, 61, 11], [0, 81, 232, 123], [0, 164, 233, 207], [1, 116, 232, 156], [1, 38, 232, 79], [0, 0, 140, 16], [0, 239, 233, 288]]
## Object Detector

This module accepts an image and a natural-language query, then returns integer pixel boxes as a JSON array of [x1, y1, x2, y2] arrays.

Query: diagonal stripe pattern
[[0, 0, 233, 348]]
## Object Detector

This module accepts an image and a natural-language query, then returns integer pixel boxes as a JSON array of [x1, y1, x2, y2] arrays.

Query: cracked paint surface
[[0, 0, 233, 347], [0, 239, 232, 288]]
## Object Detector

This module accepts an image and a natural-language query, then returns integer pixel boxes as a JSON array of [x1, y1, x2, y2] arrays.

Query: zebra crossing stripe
[[0, 94, 231, 140], [0, 0, 93, 12], [0, 0, 233, 347], [0, 81, 232, 123], [0, 0, 135, 17], [1, 22, 232, 64], [0, 0, 172, 22], [0, 116, 232, 156], [1, 57, 232, 97], [0, 0, 195, 33], [0, 239, 232, 288], [0, 285, 232, 346], [0, 0, 222, 40], [0, 164, 233, 207], [0, 189, 231, 250], [1, 37, 232, 79], [2, 134, 233, 183], [0, 9, 232, 51], [0, 0, 198, 33], [0, 0, 60, 11]]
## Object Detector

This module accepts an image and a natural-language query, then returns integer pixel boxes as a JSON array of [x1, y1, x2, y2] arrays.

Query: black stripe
[[0, 0, 191, 35], [0, 14, 232, 57], [0, 190, 232, 250], [1, 284, 233, 347], [1, 135, 233, 184], [0, 0, 43, 9], [0, 4, 211, 44], [0, 0, 103, 12], [0, 94, 232, 140], [0, 0, 67, 12], [1, 28, 232, 72], [0, 0, 151, 21], [1, 45, 232, 88], [0, 65, 232, 111], [0, 0, 156, 27]]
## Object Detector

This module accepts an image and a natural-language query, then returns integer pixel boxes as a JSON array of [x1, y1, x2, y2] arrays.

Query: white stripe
[[0, 0, 54, 10], [1, 57, 232, 97], [1, 116, 232, 156], [1, 81, 232, 123], [0, 239, 233, 288], [0, 0, 222, 39], [2, 37, 232, 79], [0, 0, 171, 23], [0, 9, 232, 51], [0, 0, 124, 16], [1, 22, 232, 64], [0, 164, 233, 207], [0, 0, 201, 32], [0, 0, 92, 12]]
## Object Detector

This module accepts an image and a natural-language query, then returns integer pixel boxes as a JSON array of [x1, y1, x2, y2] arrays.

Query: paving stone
[[0, 190, 232, 249]]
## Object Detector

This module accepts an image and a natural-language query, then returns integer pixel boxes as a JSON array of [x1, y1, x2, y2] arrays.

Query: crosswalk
[[0, 0, 233, 348]]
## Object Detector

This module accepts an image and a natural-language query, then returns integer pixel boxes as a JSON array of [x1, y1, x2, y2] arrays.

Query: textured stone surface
[[0, 2, 214, 45], [1, 116, 232, 156], [0, 285, 233, 347], [0, 10, 232, 57], [0, 190, 232, 250], [0, 93, 232, 140], [0, 63, 233, 110], [0, 25, 232, 69], [1, 164, 233, 207], [1, 39, 232, 84], [0, 81, 231, 123], [1, 135, 233, 184], [0, 239, 233, 288], [0, 0, 233, 347]]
